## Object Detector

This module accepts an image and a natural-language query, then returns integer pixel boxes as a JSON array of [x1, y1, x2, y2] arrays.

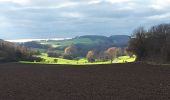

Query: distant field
[[20, 54, 136, 65]]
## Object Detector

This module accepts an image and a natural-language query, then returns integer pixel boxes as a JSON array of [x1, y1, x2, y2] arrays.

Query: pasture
[[20, 54, 136, 65]]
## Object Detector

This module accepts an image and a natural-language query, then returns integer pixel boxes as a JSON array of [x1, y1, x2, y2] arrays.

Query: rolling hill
[[21, 35, 130, 54]]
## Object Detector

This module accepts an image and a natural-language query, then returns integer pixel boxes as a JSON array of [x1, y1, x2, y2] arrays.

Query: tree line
[[0, 40, 41, 62], [128, 23, 170, 63], [48, 44, 130, 63]]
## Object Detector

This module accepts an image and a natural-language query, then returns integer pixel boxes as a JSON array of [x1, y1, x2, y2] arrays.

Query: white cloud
[[150, 0, 170, 10], [1, 0, 170, 39], [55, 1, 78, 8], [106, 0, 131, 3], [88, 0, 102, 4], [146, 13, 170, 20], [61, 12, 84, 18], [0, 0, 30, 5]]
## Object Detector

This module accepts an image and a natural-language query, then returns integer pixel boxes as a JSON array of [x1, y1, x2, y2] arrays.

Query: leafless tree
[[128, 23, 170, 63], [86, 50, 95, 62], [106, 47, 118, 63]]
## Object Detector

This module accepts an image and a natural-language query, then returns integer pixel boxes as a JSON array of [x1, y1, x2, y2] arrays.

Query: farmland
[[0, 63, 169, 100]]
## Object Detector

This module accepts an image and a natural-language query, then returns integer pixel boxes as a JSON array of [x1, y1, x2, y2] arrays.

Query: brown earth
[[0, 63, 170, 100]]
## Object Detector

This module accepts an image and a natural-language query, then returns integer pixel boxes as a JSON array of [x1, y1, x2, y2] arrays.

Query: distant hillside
[[109, 35, 130, 47], [52, 35, 129, 48], [46, 35, 129, 47], [21, 35, 130, 57]]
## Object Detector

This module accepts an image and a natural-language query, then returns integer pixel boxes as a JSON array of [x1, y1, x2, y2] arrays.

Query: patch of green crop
[[20, 54, 136, 65], [115, 55, 136, 63]]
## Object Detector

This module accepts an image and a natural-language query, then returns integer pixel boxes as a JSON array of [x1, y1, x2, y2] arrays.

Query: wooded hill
[[21, 35, 130, 57]]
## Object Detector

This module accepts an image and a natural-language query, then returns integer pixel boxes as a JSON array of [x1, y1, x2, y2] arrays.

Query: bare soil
[[0, 63, 170, 100]]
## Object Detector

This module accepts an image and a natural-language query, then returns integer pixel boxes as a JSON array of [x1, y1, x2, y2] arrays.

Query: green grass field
[[115, 56, 136, 63], [20, 54, 136, 65]]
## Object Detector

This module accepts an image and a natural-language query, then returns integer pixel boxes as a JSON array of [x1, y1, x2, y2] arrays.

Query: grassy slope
[[29, 35, 130, 55], [41, 38, 95, 47], [40, 35, 129, 49]]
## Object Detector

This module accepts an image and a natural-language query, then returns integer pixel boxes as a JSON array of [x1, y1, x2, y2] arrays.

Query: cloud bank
[[0, 0, 170, 39]]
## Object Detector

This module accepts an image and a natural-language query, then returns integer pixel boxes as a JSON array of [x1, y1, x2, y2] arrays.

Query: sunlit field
[[20, 54, 136, 65]]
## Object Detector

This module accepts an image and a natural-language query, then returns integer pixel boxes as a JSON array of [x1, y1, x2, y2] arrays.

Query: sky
[[0, 0, 170, 39]]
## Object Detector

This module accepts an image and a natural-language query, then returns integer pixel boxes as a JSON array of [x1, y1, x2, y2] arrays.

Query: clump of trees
[[128, 23, 170, 63], [86, 47, 127, 63], [63, 45, 78, 60], [47, 43, 128, 63], [0, 40, 41, 62]]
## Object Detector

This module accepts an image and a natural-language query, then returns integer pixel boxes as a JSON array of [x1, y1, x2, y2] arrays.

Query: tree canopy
[[128, 23, 170, 63]]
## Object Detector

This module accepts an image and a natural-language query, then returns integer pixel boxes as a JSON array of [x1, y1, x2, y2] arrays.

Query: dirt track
[[0, 63, 169, 100]]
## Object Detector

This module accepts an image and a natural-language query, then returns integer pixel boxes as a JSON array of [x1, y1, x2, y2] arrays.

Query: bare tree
[[63, 45, 78, 59], [128, 26, 147, 61], [106, 47, 118, 63], [128, 23, 170, 63], [64, 45, 77, 55], [86, 50, 95, 62]]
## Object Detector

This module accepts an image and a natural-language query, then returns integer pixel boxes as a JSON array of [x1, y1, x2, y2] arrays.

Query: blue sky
[[0, 0, 170, 39]]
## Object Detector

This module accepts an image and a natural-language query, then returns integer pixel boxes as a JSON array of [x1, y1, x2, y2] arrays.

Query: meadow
[[20, 54, 136, 65]]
